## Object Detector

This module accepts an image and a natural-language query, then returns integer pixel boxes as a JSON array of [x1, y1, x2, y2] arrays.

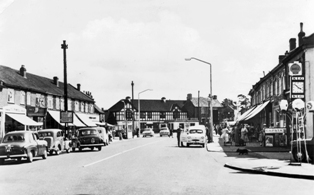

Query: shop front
[[264, 128, 287, 147], [0, 105, 42, 139]]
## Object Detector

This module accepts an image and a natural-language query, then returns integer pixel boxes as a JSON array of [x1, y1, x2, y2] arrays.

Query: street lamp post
[[138, 89, 153, 136], [185, 57, 213, 143]]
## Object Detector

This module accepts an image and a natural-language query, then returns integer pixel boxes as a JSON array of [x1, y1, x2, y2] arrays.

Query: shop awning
[[236, 106, 257, 123], [75, 113, 97, 127], [48, 110, 86, 127], [6, 113, 42, 126], [243, 100, 270, 121]]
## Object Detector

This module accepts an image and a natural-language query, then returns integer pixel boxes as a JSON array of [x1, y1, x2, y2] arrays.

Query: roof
[[109, 99, 186, 112], [190, 97, 223, 108], [0, 65, 94, 102]]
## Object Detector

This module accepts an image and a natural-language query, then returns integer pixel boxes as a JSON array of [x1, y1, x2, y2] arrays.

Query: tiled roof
[[0, 65, 94, 102], [190, 97, 223, 108], [109, 99, 186, 112]]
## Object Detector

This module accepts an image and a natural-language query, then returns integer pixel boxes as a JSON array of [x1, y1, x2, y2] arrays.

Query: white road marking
[[83, 139, 165, 167]]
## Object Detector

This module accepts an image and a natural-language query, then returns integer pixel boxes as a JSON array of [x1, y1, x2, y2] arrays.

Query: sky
[[1, 0, 314, 109]]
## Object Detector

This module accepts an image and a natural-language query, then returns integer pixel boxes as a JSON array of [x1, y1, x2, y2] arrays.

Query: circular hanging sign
[[292, 99, 305, 111]]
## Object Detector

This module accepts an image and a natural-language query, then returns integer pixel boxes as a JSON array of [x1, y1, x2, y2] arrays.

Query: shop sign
[[288, 61, 302, 76], [26, 106, 46, 116], [3, 105, 26, 114], [265, 128, 286, 134], [60, 111, 73, 123]]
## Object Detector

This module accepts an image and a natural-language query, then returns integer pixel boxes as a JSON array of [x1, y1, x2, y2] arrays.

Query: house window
[[140, 112, 146, 119], [173, 110, 180, 119], [20, 91, 25, 105], [55, 97, 60, 110], [75, 101, 79, 111], [47, 96, 53, 109], [160, 112, 166, 119], [8, 89, 14, 103], [126, 109, 132, 119], [147, 112, 152, 119]]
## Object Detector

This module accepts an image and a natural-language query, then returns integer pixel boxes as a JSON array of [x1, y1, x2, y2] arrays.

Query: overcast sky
[[1, 0, 313, 109]]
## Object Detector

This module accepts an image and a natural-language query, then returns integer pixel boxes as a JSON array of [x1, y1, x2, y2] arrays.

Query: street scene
[[0, 1, 314, 195]]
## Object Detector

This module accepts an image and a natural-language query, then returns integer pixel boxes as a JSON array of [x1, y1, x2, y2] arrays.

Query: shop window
[[140, 112, 146, 119]]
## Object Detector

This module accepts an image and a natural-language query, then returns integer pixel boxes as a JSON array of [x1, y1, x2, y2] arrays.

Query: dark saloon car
[[291, 137, 314, 163], [0, 131, 48, 164], [72, 128, 104, 151]]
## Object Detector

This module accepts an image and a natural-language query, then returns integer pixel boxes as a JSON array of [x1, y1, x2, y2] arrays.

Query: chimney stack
[[213, 95, 217, 100], [77, 83, 81, 91], [279, 55, 285, 63], [20, 65, 27, 78], [298, 22, 306, 47], [187, 93, 192, 100], [53, 76, 59, 87], [161, 97, 166, 103], [289, 38, 296, 51]]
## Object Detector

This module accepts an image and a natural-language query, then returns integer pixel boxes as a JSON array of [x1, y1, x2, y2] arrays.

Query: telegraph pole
[[61, 40, 68, 137], [131, 81, 134, 137]]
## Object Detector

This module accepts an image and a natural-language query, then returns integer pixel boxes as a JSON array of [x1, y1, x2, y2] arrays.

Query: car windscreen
[[38, 132, 53, 137], [79, 129, 97, 136], [2, 134, 25, 143], [189, 129, 203, 134]]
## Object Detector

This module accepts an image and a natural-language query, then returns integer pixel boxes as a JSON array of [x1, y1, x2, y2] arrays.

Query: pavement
[[206, 134, 314, 180]]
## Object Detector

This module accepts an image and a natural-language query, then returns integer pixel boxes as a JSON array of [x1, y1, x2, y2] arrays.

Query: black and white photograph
[[0, 0, 314, 194]]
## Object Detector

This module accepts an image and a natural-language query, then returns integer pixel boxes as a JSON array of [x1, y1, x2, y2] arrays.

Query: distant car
[[0, 131, 48, 164], [159, 127, 170, 137], [291, 137, 314, 162], [142, 128, 154, 137], [38, 129, 72, 155], [180, 125, 207, 147], [72, 128, 104, 151]]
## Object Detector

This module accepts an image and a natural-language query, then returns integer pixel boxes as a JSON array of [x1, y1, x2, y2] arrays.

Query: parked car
[[0, 131, 48, 164], [159, 127, 170, 137], [291, 137, 314, 162], [180, 125, 207, 147], [96, 127, 109, 146], [38, 129, 72, 155], [72, 128, 104, 151], [142, 128, 154, 137]]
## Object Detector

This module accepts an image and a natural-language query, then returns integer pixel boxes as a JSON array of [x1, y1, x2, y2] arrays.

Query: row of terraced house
[[236, 23, 314, 147]]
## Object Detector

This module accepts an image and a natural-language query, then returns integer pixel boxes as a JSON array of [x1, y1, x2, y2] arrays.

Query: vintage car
[[180, 125, 207, 147], [95, 127, 109, 146], [159, 127, 170, 137], [142, 128, 154, 137], [291, 137, 314, 162], [72, 127, 104, 151], [0, 131, 48, 164], [38, 129, 72, 155]]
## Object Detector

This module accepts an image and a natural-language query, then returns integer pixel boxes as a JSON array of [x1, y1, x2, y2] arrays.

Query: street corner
[[224, 158, 314, 180]]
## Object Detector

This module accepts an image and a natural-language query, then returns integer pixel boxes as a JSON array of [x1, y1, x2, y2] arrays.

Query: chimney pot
[[161, 97, 166, 102], [20, 65, 27, 78], [298, 22, 306, 46], [77, 83, 81, 91], [53, 76, 59, 87], [289, 38, 296, 51], [187, 94, 192, 100]]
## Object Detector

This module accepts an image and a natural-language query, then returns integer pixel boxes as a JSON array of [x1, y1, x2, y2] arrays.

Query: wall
[[305, 47, 314, 138]]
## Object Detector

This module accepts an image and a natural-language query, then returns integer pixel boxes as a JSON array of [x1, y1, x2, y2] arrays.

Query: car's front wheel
[[98, 146, 102, 151], [27, 151, 33, 163], [0, 158, 5, 165], [42, 150, 47, 159]]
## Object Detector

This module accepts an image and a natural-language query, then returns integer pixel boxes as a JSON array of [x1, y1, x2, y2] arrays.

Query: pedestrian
[[221, 123, 230, 145], [259, 124, 266, 146], [169, 128, 173, 138], [177, 126, 182, 147], [240, 124, 248, 146]]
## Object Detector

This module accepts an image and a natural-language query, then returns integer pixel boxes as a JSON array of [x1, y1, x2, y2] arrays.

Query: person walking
[[176, 127, 182, 147], [169, 128, 173, 138]]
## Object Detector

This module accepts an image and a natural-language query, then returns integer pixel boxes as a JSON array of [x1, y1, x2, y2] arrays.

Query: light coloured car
[[159, 127, 170, 137], [38, 129, 72, 155], [180, 125, 207, 147], [142, 128, 154, 137]]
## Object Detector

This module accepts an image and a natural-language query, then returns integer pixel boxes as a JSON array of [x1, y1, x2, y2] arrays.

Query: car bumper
[[79, 144, 103, 147], [0, 154, 28, 159]]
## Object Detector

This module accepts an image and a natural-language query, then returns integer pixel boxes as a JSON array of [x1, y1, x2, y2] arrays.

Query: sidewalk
[[206, 135, 314, 180]]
